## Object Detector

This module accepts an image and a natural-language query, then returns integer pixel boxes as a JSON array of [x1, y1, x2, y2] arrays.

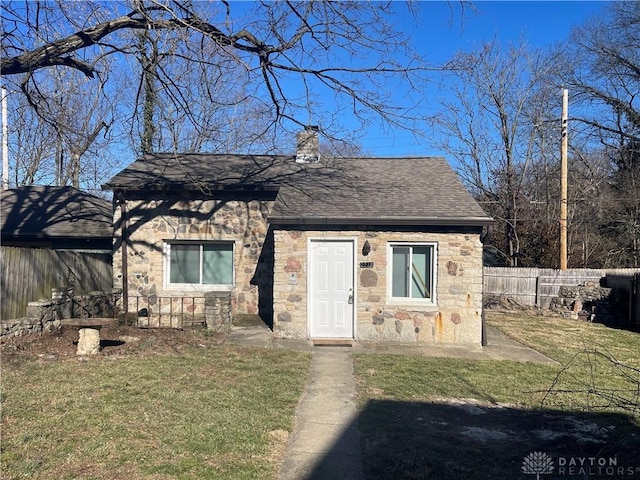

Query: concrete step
[[312, 338, 353, 347]]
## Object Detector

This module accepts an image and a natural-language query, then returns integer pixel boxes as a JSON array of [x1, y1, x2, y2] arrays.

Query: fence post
[[634, 273, 640, 329]]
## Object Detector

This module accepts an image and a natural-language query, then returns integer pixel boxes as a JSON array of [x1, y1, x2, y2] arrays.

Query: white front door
[[309, 240, 354, 338]]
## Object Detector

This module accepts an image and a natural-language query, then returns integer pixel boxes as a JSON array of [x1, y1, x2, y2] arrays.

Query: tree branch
[[0, 10, 267, 77], [1, 13, 148, 76]]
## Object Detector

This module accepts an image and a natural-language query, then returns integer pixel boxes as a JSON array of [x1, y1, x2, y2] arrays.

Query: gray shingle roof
[[102, 153, 296, 191], [272, 157, 492, 225], [103, 154, 493, 226], [1, 186, 113, 239]]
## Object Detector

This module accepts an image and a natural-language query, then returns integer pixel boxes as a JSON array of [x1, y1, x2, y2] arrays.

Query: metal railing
[[125, 296, 207, 328]]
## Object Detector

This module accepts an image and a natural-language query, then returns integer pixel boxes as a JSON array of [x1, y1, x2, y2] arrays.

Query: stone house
[[103, 129, 493, 345]]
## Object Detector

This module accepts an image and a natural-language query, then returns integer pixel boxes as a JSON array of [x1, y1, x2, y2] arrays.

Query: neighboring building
[[103, 129, 493, 345], [0, 186, 114, 320], [0, 186, 112, 250]]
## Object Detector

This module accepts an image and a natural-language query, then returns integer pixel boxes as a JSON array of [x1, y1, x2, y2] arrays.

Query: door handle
[[348, 288, 354, 304]]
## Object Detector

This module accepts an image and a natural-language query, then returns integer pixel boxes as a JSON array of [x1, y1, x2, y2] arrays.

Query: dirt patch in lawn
[[1, 324, 225, 365], [358, 398, 640, 480]]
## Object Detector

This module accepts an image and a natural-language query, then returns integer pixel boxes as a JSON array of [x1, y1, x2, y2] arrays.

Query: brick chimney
[[295, 126, 320, 163]]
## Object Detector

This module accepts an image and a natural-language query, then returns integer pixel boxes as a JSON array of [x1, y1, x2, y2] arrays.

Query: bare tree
[[542, 345, 640, 416], [433, 39, 557, 266], [557, 2, 640, 266], [126, 25, 279, 155], [2, 1, 434, 153], [6, 91, 57, 186], [3, 63, 116, 191], [136, 28, 159, 155]]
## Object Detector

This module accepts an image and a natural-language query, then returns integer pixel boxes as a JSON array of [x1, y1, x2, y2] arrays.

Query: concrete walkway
[[278, 348, 362, 480]]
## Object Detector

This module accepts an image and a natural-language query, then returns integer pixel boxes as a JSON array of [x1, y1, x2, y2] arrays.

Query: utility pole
[[560, 88, 568, 270], [2, 86, 8, 190]]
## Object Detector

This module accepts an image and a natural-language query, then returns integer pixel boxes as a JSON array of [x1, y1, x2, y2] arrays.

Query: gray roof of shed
[[0, 186, 113, 239], [103, 154, 492, 226]]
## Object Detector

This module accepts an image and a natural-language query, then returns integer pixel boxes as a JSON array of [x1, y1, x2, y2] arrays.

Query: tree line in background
[[432, 2, 639, 268], [1, 1, 638, 268]]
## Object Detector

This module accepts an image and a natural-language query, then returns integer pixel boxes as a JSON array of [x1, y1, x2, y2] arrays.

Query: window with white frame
[[389, 243, 436, 302], [165, 241, 234, 287]]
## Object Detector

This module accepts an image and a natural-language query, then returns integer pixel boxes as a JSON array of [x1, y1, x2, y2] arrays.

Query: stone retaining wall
[[551, 283, 618, 323], [1, 288, 120, 340]]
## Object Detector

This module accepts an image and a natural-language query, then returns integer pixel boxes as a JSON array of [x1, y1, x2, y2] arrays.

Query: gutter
[[116, 191, 129, 316], [101, 183, 281, 193], [268, 216, 495, 227]]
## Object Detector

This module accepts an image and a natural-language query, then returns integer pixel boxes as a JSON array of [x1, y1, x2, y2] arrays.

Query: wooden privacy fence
[[606, 273, 640, 329], [483, 267, 640, 309], [0, 247, 113, 320]]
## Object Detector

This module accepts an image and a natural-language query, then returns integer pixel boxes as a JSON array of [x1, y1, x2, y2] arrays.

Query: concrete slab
[[273, 338, 314, 352], [288, 423, 360, 454], [225, 328, 273, 347], [224, 321, 556, 364], [297, 400, 358, 425], [224, 320, 273, 348], [483, 326, 557, 363]]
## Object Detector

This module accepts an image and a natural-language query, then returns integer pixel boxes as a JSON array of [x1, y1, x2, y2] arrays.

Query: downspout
[[117, 191, 129, 316], [481, 226, 488, 347], [481, 309, 487, 347]]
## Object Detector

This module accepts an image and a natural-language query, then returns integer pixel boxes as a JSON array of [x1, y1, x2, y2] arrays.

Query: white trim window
[[164, 241, 234, 289], [388, 243, 437, 303]]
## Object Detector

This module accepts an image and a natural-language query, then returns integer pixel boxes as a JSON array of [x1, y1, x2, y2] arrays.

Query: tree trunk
[[139, 31, 159, 155]]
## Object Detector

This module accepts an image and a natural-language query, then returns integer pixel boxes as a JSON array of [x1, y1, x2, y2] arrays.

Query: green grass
[[1, 345, 311, 480], [356, 312, 640, 414], [4, 314, 639, 480], [487, 312, 640, 413], [486, 311, 640, 366], [353, 312, 640, 480], [355, 355, 556, 407]]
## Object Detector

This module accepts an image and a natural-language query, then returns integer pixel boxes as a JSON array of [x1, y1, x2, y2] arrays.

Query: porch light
[[362, 240, 371, 256]]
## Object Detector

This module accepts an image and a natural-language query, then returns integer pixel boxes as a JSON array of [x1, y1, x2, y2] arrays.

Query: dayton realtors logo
[[522, 452, 639, 478], [522, 452, 554, 479]]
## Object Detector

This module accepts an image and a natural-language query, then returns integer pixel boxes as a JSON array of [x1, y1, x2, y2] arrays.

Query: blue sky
[[419, 1, 606, 63], [360, 1, 608, 156]]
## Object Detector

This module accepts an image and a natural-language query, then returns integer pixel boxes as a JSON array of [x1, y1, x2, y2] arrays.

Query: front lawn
[[1, 344, 311, 480], [487, 311, 640, 366], [354, 312, 640, 480]]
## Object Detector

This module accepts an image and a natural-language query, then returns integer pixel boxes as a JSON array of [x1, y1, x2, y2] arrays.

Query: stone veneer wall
[[113, 195, 274, 318], [1, 288, 119, 340], [273, 229, 484, 345]]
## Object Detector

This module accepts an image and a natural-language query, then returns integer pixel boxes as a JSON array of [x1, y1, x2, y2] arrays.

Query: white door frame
[[307, 237, 357, 339]]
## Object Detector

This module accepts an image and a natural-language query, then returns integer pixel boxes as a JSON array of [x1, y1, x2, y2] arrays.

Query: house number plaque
[[359, 262, 374, 268]]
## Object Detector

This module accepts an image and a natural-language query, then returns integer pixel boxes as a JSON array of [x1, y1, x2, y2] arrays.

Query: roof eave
[[102, 183, 281, 192], [268, 216, 495, 227], [1, 232, 112, 240]]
